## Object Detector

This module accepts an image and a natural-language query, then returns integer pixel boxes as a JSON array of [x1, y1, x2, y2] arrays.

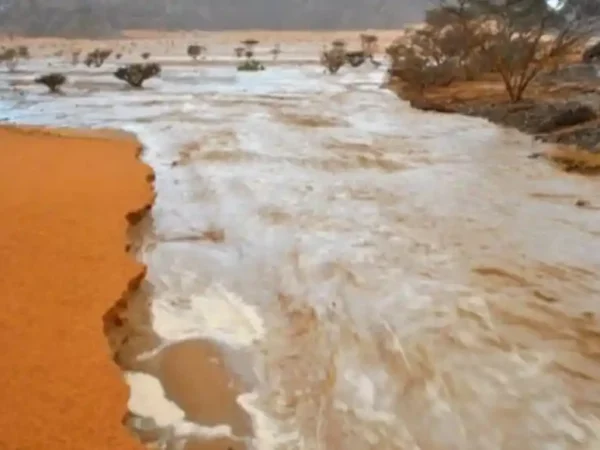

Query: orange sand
[[0, 125, 153, 449]]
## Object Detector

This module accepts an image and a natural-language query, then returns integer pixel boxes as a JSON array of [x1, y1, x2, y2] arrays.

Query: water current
[[2, 48, 600, 449]]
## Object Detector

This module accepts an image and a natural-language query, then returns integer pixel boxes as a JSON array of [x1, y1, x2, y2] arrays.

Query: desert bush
[[270, 44, 281, 60], [71, 50, 81, 65], [114, 63, 161, 87], [237, 59, 265, 71], [359, 33, 378, 57], [387, 0, 600, 101], [115, 53, 122, 60], [141, 52, 151, 60], [34, 73, 66, 93], [16, 46, 29, 59], [0, 48, 18, 72], [234, 46, 245, 58], [84, 49, 112, 67], [187, 44, 205, 61], [322, 46, 346, 74], [386, 43, 456, 93]]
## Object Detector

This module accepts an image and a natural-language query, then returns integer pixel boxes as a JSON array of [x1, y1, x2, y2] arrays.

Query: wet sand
[[0, 125, 250, 450], [0, 125, 153, 449]]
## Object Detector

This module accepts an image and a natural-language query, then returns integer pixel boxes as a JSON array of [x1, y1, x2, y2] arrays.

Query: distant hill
[[0, 0, 434, 36]]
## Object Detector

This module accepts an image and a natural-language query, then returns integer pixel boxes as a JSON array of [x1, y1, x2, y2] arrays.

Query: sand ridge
[[0, 125, 154, 449]]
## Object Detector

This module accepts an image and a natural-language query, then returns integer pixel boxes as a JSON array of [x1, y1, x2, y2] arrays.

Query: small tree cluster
[[321, 34, 381, 73], [387, 0, 600, 102], [114, 63, 161, 88], [187, 44, 206, 61], [84, 48, 112, 67], [34, 73, 67, 93]]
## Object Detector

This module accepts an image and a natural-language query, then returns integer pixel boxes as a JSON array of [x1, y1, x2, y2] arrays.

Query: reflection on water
[[2, 52, 600, 449]]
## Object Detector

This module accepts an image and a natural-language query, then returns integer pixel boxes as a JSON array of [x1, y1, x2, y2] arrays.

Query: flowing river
[[2, 46, 600, 449]]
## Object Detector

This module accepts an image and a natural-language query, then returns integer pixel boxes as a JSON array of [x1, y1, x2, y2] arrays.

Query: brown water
[[2, 44, 600, 449]]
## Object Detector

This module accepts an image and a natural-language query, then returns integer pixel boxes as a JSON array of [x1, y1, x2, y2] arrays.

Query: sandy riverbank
[[0, 125, 153, 448], [0, 125, 253, 450]]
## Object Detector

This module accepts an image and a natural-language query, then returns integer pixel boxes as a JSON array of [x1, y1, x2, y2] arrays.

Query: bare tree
[[388, 0, 600, 102], [34, 73, 66, 93], [114, 63, 161, 88], [473, 0, 598, 101]]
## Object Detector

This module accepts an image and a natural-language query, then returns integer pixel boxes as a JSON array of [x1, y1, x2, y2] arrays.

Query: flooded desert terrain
[[2, 35, 600, 449]]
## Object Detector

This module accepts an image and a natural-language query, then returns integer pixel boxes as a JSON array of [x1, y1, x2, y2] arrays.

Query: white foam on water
[[125, 371, 185, 427], [125, 371, 243, 447], [150, 281, 266, 349]]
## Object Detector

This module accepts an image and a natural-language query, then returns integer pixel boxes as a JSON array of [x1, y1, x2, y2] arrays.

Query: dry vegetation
[[320, 34, 382, 73], [386, 0, 600, 173], [387, 0, 600, 102], [84, 48, 112, 67], [114, 63, 161, 88], [0, 45, 29, 71], [34, 73, 67, 93]]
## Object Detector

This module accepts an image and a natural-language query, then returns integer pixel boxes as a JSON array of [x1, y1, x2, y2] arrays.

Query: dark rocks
[[527, 152, 544, 159], [409, 97, 456, 113], [399, 84, 600, 158], [535, 103, 596, 134], [544, 125, 600, 149], [582, 41, 600, 64]]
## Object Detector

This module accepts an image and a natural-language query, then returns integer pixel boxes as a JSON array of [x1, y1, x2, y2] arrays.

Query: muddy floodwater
[[2, 45, 600, 449]]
